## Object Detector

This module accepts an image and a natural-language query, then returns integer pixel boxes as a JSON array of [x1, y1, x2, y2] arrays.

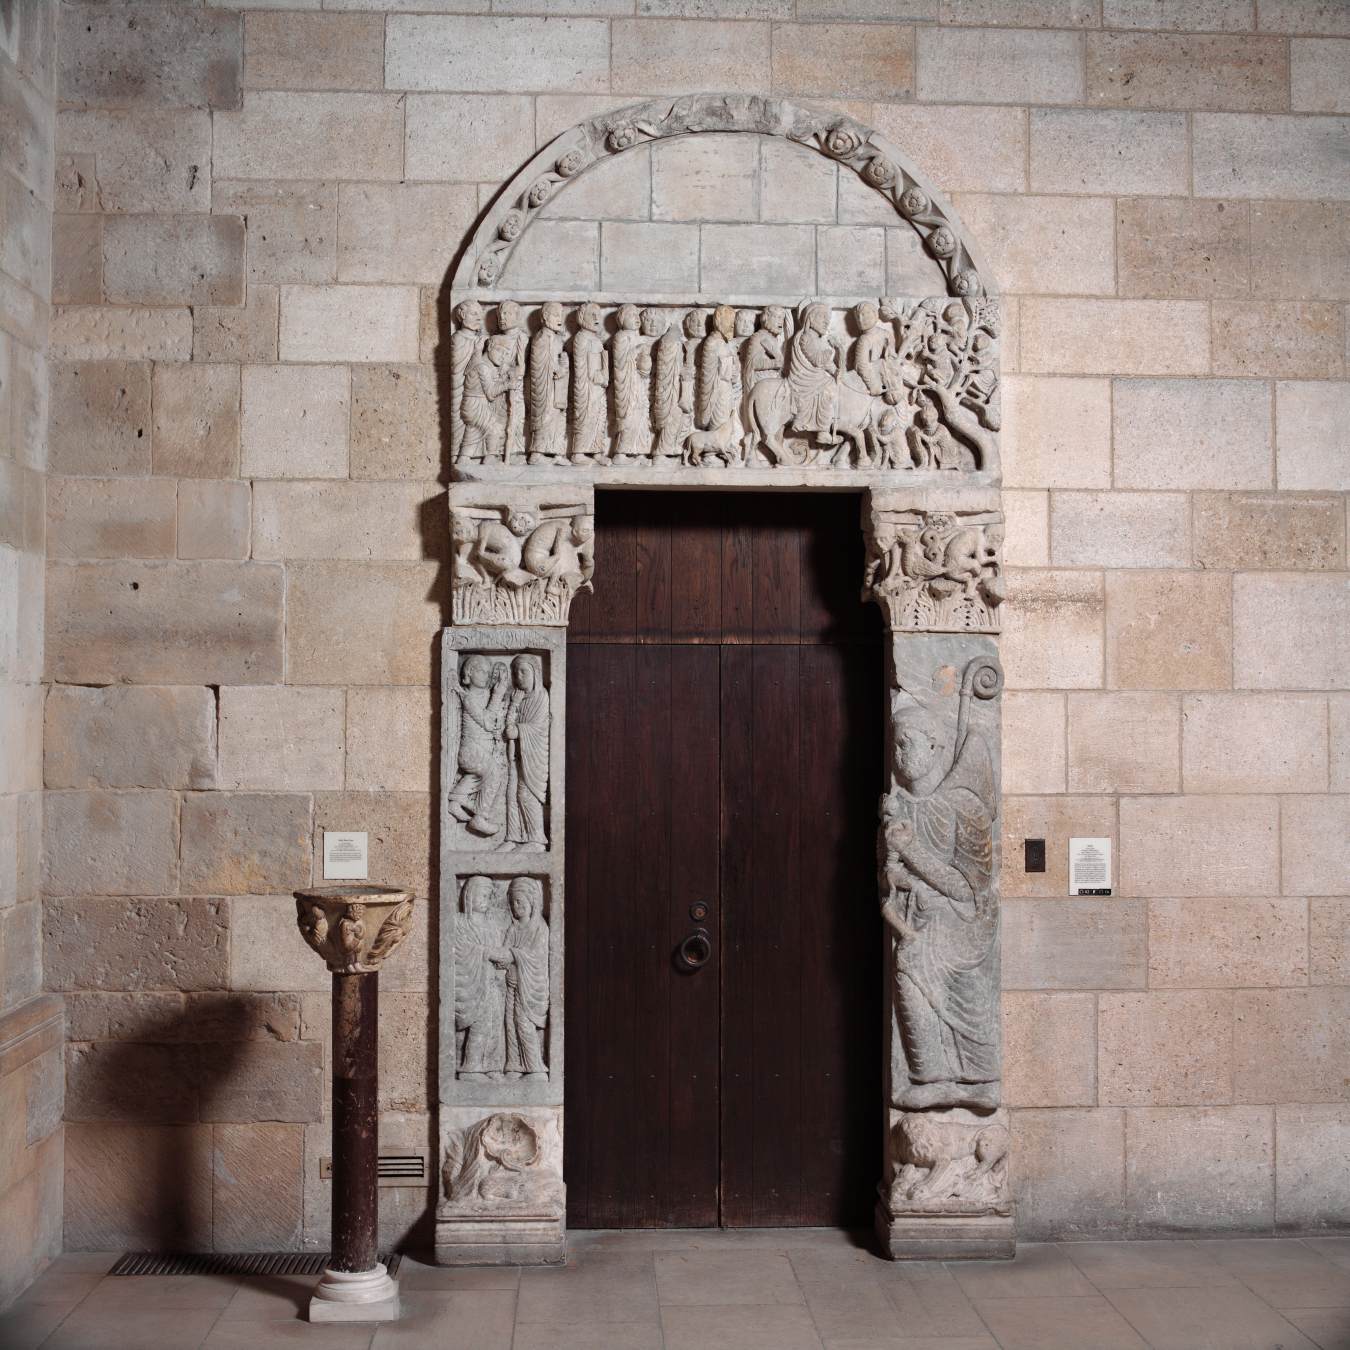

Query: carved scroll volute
[[449, 483, 595, 627], [864, 489, 1005, 634]]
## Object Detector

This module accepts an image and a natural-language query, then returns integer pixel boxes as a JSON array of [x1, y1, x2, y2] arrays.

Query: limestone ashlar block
[[214, 181, 337, 288], [1001, 691, 1066, 795], [44, 895, 227, 992], [46, 561, 284, 685], [1105, 571, 1232, 691], [870, 103, 1027, 195], [1010, 1108, 1124, 1240], [312, 793, 435, 915], [1276, 380, 1350, 489], [1085, 32, 1288, 111], [611, 19, 770, 96], [1029, 109, 1189, 195], [778, 22, 916, 100], [1104, 0, 1257, 31], [1259, 2, 1350, 36], [1235, 987, 1350, 1102], [1275, 1104, 1350, 1229], [999, 568, 1103, 690], [42, 791, 179, 899], [252, 481, 433, 563], [151, 363, 241, 479], [194, 283, 279, 365], [1116, 197, 1251, 299], [1124, 1106, 1274, 1233], [52, 211, 101, 306], [1003, 898, 1147, 990], [699, 224, 816, 296], [1002, 991, 1095, 1108], [651, 134, 759, 224], [1182, 693, 1328, 794], [1051, 491, 1190, 569], [1002, 489, 1048, 568], [0, 902, 42, 1012], [217, 687, 345, 793], [279, 285, 420, 364], [1281, 795, 1350, 896], [56, 109, 212, 215], [337, 183, 477, 286], [600, 222, 701, 295], [302, 989, 428, 1114], [346, 688, 435, 794], [1234, 572, 1349, 690], [1021, 299, 1209, 376], [1193, 113, 1350, 199], [1001, 376, 1110, 489], [1149, 897, 1310, 989], [351, 365, 441, 483], [64, 1121, 213, 1252], [286, 562, 445, 687], [405, 95, 535, 185], [1001, 794, 1118, 899], [228, 895, 331, 996], [543, 142, 654, 225], [102, 215, 244, 307], [950, 194, 1114, 297], [65, 1042, 198, 1123], [1067, 691, 1180, 794], [177, 481, 251, 562], [1119, 795, 1279, 898], [44, 685, 216, 791], [213, 93, 404, 182], [387, 15, 610, 94], [241, 364, 349, 479], [935, 0, 1094, 25], [917, 26, 1082, 105], [180, 792, 312, 896], [760, 138, 836, 225], [46, 476, 176, 561], [498, 220, 599, 293], [64, 990, 301, 1045], [51, 305, 192, 363], [201, 1040, 324, 1125], [1334, 695, 1350, 791], [1213, 300, 1345, 379], [242, 12, 384, 93], [59, 3, 240, 110], [212, 1122, 305, 1252], [1251, 202, 1350, 300], [1193, 493, 1346, 571], [1099, 991, 1234, 1107], [1311, 897, 1350, 984], [0, 686, 42, 797], [48, 360, 150, 476]]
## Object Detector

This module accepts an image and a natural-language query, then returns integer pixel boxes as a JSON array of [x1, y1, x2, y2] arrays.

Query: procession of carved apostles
[[449, 296, 1000, 474]]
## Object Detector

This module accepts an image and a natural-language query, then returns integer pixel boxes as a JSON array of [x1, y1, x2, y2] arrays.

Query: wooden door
[[565, 493, 883, 1229]]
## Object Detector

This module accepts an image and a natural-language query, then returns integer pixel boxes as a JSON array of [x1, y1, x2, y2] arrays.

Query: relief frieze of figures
[[450, 297, 1000, 477], [454, 876, 551, 1083]]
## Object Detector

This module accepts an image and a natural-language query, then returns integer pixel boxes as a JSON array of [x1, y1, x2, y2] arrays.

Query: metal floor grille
[[110, 1252, 403, 1278]]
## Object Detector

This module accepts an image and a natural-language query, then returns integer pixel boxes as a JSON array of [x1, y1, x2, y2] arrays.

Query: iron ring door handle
[[675, 927, 712, 972]]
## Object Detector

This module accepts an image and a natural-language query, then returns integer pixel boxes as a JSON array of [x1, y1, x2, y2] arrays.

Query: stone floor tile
[[0, 1300, 71, 1350], [1107, 1285, 1322, 1349], [41, 1304, 224, 1350], [397, 1260, 519, 1290], [973, 1295, 1149, 1350], [511, 1323, 664, 1349], [874, 1261, 990, 1339], [1305, 1239, 1350, 1272], [202, 1321, 375, 1349], [43, 1254, 121, 1275], [1280, 1307, 1350, 1349], [368, 1290, 515, 1350], [10, 1268, 103, 1307], [217, 1272, 314, 1320], [947, 1243, 1097, 1300], [787, 1248, 886, 1283], [822, 1338, 998, 1350], [1062, 1239, 1243, 1289], [516, 1255, 659, 1324], [799, 1276, 908, 1340], [72, 1274, 243, 1311], [661, 1302, 824, 1350], [655, 1250, 802, 1305], [1238, 1267, 1350, 1310], [1196, 1238, 1341, 1275]]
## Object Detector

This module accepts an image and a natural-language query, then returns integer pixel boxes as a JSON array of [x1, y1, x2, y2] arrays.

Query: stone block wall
[[38, 0, 1350, 1253], [0, 0, 61, 1308]]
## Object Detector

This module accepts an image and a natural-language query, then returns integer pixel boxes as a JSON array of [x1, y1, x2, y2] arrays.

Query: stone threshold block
[[876, 1205, 1016, 1261]]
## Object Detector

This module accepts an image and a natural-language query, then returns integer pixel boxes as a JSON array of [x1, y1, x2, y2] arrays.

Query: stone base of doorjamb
[[308, 1263, 401, 1321], [875, 1202, 1016, 1261], [435, 1210, 567, 1266]]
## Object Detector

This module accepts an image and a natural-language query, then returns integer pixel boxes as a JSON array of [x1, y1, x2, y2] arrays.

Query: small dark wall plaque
[[1023, 838, 1046, 873]]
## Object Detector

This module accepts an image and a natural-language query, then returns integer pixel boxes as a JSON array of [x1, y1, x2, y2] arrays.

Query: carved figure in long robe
[[455, 876, 507, 1078], [610, 304, 648, 461], [651, 314, 684, 461], [787, 302, 840, 440], [679, 309, 705, 452], [569, 302, 608, 463], [492, 878, 550, 1078], [689, 304, 741, 466], [527, 301, 569, 463], [504, 656, 549, 852], [852, 300, 901, 401], [907, 392, 973, 472], [450, 300, 485, 463], [448, 656, 510, 837], [497, 301, 528, 463], [881, 662, 1001, 1112], [460, 336, 513, 464]]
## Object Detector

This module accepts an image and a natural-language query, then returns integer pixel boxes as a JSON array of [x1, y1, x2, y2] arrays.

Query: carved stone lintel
[[294, 885, 415, 975], [450, 483, 595, 627], [865, 489, 1004, 634]]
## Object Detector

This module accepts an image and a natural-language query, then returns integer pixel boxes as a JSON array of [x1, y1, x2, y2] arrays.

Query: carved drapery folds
[[441, 1111, 564, 1213], [449, 297, 1000, 478]]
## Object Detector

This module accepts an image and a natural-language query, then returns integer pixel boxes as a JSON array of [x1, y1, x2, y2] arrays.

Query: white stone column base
[[876, 1201, 1016, 1261], [435, 1209, 566, 1266], [308, 1263, 401, 1322]]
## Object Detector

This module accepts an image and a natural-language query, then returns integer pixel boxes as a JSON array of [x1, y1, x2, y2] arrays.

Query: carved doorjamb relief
[[436, 94, 1007, 1266]]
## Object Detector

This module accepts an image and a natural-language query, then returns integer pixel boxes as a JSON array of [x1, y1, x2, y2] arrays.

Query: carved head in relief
[[540, 301, 565, 333], [712, 305, 736, 341], [509, 876, 543, 922], [892, 704, 942, 789], [462, 654, 494, 689], [854, 300, 879, 332], [498, 300, 523, 333], [463, 874, 495, 916], [761, 305, 786, 336], [570, 514, 594, 545], [578, 302, 602, 334], [616, 303, 640, 332], [914, 392, 940, 431], [454, 299, 485, 332], [640, 308, 666, 338], [943, 302, 970, 342], [683, 309, 706, 339], [511, 655, 539, 692], [803, 302, 830, 335], [735, 309, 755, 339]]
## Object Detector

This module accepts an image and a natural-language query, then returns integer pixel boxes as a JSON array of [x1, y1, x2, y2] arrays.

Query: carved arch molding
[[437, 95, 1012, 1263]]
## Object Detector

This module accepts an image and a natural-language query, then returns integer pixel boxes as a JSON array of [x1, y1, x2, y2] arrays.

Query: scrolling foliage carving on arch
[[454, 94, 991, 302]]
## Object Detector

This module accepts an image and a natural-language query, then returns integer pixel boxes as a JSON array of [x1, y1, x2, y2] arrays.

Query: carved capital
[[450, 483, 595, 627], [293, 885, 415, 975], [864, 489, 1004, 633]]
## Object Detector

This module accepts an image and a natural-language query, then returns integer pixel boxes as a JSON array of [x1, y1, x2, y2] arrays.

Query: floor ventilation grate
[[109, 1252, 404, 1278]]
